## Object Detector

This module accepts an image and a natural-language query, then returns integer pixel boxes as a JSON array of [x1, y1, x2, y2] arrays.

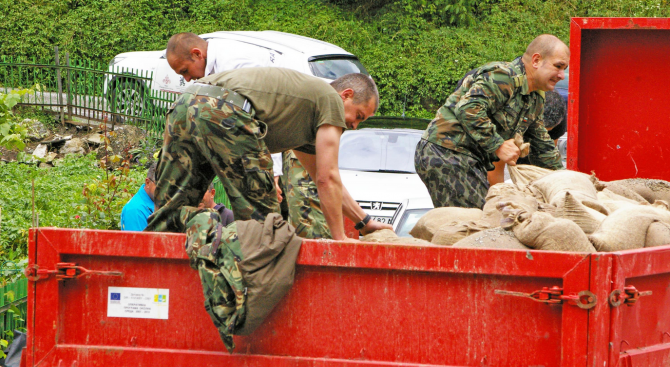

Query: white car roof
[[198, 31, 354, 58]]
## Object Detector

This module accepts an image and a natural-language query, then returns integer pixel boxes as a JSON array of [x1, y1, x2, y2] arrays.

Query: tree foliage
[[1, 0, 668, 117]]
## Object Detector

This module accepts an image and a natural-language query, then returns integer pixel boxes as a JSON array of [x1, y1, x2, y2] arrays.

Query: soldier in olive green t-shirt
[[147, 67, 392, 241]]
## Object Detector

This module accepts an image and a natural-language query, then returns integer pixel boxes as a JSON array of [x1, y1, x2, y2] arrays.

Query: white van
[[106, 30, 368, 115]]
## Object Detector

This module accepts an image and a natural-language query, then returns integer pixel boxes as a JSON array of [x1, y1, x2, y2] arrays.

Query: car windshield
[[395, 208, 432, 238], [339, 130, 422, 173], [309, 57, 369, 79]]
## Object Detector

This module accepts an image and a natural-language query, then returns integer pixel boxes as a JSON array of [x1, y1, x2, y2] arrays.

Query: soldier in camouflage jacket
[[415, 34, 569, 209]]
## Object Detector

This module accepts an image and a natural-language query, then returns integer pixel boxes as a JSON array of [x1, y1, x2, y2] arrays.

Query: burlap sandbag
[[481, 183, 538, 227], [554, 192, 607, 234], [361, 229, 434, 246], [596, 188, 645, 212], [595, 180, 648, 203], [599, 179, 670, 204], [512, 211, 596, 252], [452, 228, 530, 250], [508, 164, 555, 189], [362, 229, 399, 243], [645, 221, 670, 248], [530, 170, 598, 206], [431, 220, 492, 246], [410, 207, 483, 241], [588, 206, 670, 251]]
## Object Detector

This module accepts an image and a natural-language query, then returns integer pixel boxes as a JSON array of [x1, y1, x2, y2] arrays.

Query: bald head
[[523, 34, 569, 61], [166, 32, 207, 61], [165, 32, 208, 82], [522, 34, 570, 93]]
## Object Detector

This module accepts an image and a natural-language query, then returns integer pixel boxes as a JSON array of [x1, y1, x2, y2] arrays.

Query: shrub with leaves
[[75, 125, 136, 230], [0, 89, 31, 151], [0, 153, 147, 257], [0, 289, 26, 358]]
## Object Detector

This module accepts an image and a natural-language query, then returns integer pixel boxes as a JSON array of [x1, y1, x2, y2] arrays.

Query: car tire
[[106, 77, 151, 124]]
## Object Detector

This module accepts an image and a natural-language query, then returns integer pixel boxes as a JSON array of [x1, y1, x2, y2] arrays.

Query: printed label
[[107, 287, 169, 319]]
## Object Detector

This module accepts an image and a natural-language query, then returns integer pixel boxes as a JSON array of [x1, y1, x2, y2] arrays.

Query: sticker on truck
[[107, 287, 170, 319]]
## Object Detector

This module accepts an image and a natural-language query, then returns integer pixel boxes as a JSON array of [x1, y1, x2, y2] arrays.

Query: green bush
[[0, 89, 32, 151], [0, 154, 147, 257], [0, 0, 668, 116]]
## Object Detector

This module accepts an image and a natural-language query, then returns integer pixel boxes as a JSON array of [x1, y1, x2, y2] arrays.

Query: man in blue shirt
[[120, 163, 157, 231]]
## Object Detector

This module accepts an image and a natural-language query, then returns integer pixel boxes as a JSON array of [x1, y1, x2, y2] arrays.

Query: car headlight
[[109, 57, 126, 67]]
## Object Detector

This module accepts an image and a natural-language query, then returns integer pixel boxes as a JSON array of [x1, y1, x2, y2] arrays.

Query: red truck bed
[[22, 227, 668, 366]]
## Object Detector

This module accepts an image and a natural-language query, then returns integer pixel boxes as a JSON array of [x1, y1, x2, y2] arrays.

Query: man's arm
[[294, 125, 346, 239], [293, 127, 391, 240]]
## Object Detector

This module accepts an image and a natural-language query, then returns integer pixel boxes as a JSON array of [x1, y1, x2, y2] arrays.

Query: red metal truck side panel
[[568, 18, 670, 181], [610, 247, 670, 366], [588, 254, 614, 367], [26, 228, 593, 367]]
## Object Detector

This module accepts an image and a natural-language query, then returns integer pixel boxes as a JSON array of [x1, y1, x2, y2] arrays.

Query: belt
[[185, 83, 253, 114]]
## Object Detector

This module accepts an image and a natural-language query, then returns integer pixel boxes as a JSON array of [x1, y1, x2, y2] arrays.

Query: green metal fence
[[0, 278, 27, 340], [0, 47, 177, 138], [1, 47, 233, 208]]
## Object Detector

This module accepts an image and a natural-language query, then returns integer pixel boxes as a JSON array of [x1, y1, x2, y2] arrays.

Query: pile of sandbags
[[409, 207, 484, 241], [360, 167, 670, 253], [598, 178, 670, 204], [452, 227, 529, 250], [361, 229, 433, 246]]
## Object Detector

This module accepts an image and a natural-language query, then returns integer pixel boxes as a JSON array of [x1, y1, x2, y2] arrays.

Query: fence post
[[54, 46, 65, 125], [66, 52, 72, 122]]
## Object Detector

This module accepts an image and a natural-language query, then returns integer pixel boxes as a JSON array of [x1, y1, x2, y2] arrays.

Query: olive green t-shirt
[[199, 67, 346, 154]]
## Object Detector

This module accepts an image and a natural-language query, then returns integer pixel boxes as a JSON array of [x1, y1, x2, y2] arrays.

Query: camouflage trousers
[[282, 150, 331, 239], [146, 90, 279, 233], [414, 139, 489, 209], [180, 206, 246, 353]]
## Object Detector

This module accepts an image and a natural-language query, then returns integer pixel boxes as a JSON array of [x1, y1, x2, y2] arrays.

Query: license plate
[[371, 216, 393, 224]]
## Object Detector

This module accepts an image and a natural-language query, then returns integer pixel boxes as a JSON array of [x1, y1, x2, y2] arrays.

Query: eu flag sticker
[[110, 293, 121, 301]]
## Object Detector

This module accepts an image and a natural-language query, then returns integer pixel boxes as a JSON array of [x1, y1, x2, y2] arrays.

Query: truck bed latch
[[609, 286, 652, 307], [494, 286, 597, 309], [25, 262, 123, 282]]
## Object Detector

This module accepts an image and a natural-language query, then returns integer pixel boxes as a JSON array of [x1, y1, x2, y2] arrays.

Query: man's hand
[[495, 139, 521, 166], [274, 176, 283, 203], [360, 219, 393, 236]]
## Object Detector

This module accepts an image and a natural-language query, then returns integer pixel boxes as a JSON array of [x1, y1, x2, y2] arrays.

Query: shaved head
[[523, 34, 569, 61], [166, 32, 207, 61], [522, 34, 570, 92], [166, 32, 208, 82]]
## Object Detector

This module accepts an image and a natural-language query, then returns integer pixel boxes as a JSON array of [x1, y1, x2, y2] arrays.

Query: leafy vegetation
[[0, 153, 147, 258], [0, 89, 32, 151], [1, 0, 668, 118]]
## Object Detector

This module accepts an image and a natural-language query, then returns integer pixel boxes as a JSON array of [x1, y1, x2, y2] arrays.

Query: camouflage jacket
[[422, 58, 563, 171]]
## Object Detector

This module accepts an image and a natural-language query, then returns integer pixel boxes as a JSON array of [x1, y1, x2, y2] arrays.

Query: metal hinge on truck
[[609, 286, 652, 307], [25, 262, 123, 281], [494, 286, 597, 309]]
